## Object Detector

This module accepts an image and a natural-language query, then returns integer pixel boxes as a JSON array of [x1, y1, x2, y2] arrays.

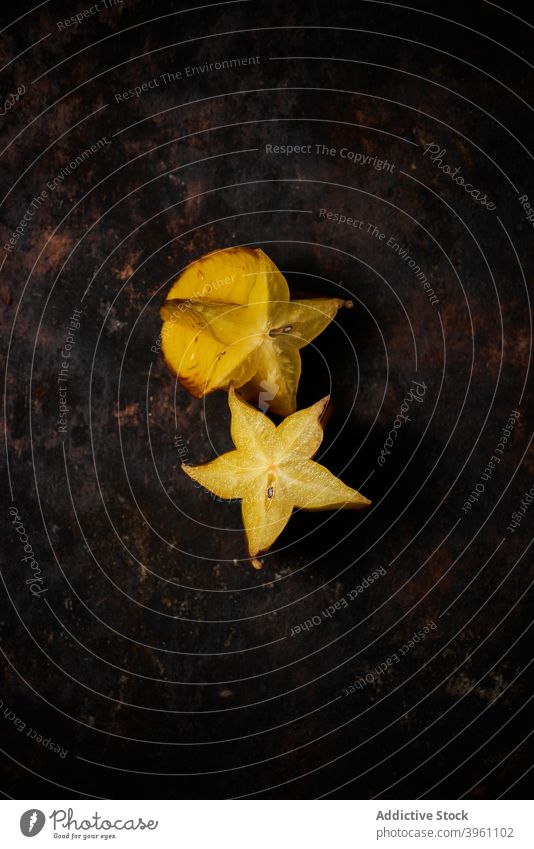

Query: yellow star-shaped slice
[[160, 246, 352, 417], [182, 387, 371, 568]]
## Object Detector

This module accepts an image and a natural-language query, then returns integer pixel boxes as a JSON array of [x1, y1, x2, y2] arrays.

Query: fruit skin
[[160, 247, 353, 417], [182, 386, 371, 568]]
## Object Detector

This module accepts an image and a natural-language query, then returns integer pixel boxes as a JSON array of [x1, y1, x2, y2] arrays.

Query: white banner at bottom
[[1, 799, 531, 847]]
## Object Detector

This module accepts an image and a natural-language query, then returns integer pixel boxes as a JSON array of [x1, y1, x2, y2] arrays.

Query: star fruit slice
[[182, 386, 371, 568], [160, 246, 352, 416]]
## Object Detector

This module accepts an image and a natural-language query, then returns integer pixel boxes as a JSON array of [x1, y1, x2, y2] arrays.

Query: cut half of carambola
[[182, 387, 371, 568], [160, 246, 353, 417]]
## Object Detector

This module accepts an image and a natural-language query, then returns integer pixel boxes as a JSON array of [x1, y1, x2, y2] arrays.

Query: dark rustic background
[[1, 0, 533, 799]]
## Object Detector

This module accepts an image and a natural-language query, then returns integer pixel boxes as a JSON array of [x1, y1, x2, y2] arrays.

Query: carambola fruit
[[160, 246, 352, 417], [182, 387, 371, 568]]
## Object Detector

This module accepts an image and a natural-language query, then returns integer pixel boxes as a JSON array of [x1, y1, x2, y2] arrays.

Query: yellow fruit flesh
[[182, 387, 371, 567], [161, 247, 352, 416]]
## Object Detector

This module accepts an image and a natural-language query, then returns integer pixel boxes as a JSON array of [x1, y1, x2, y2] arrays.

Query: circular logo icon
[[20, 810, 46, 837]]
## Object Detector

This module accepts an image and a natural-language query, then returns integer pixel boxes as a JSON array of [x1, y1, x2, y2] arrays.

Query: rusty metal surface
[[1, 0, 533, 799]]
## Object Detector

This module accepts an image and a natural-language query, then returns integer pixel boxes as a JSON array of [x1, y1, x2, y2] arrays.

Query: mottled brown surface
[[1, 0, 533, 799]]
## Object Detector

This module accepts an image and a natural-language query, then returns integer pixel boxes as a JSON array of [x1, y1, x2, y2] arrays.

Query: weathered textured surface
[[1, 0, 532, 799]]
